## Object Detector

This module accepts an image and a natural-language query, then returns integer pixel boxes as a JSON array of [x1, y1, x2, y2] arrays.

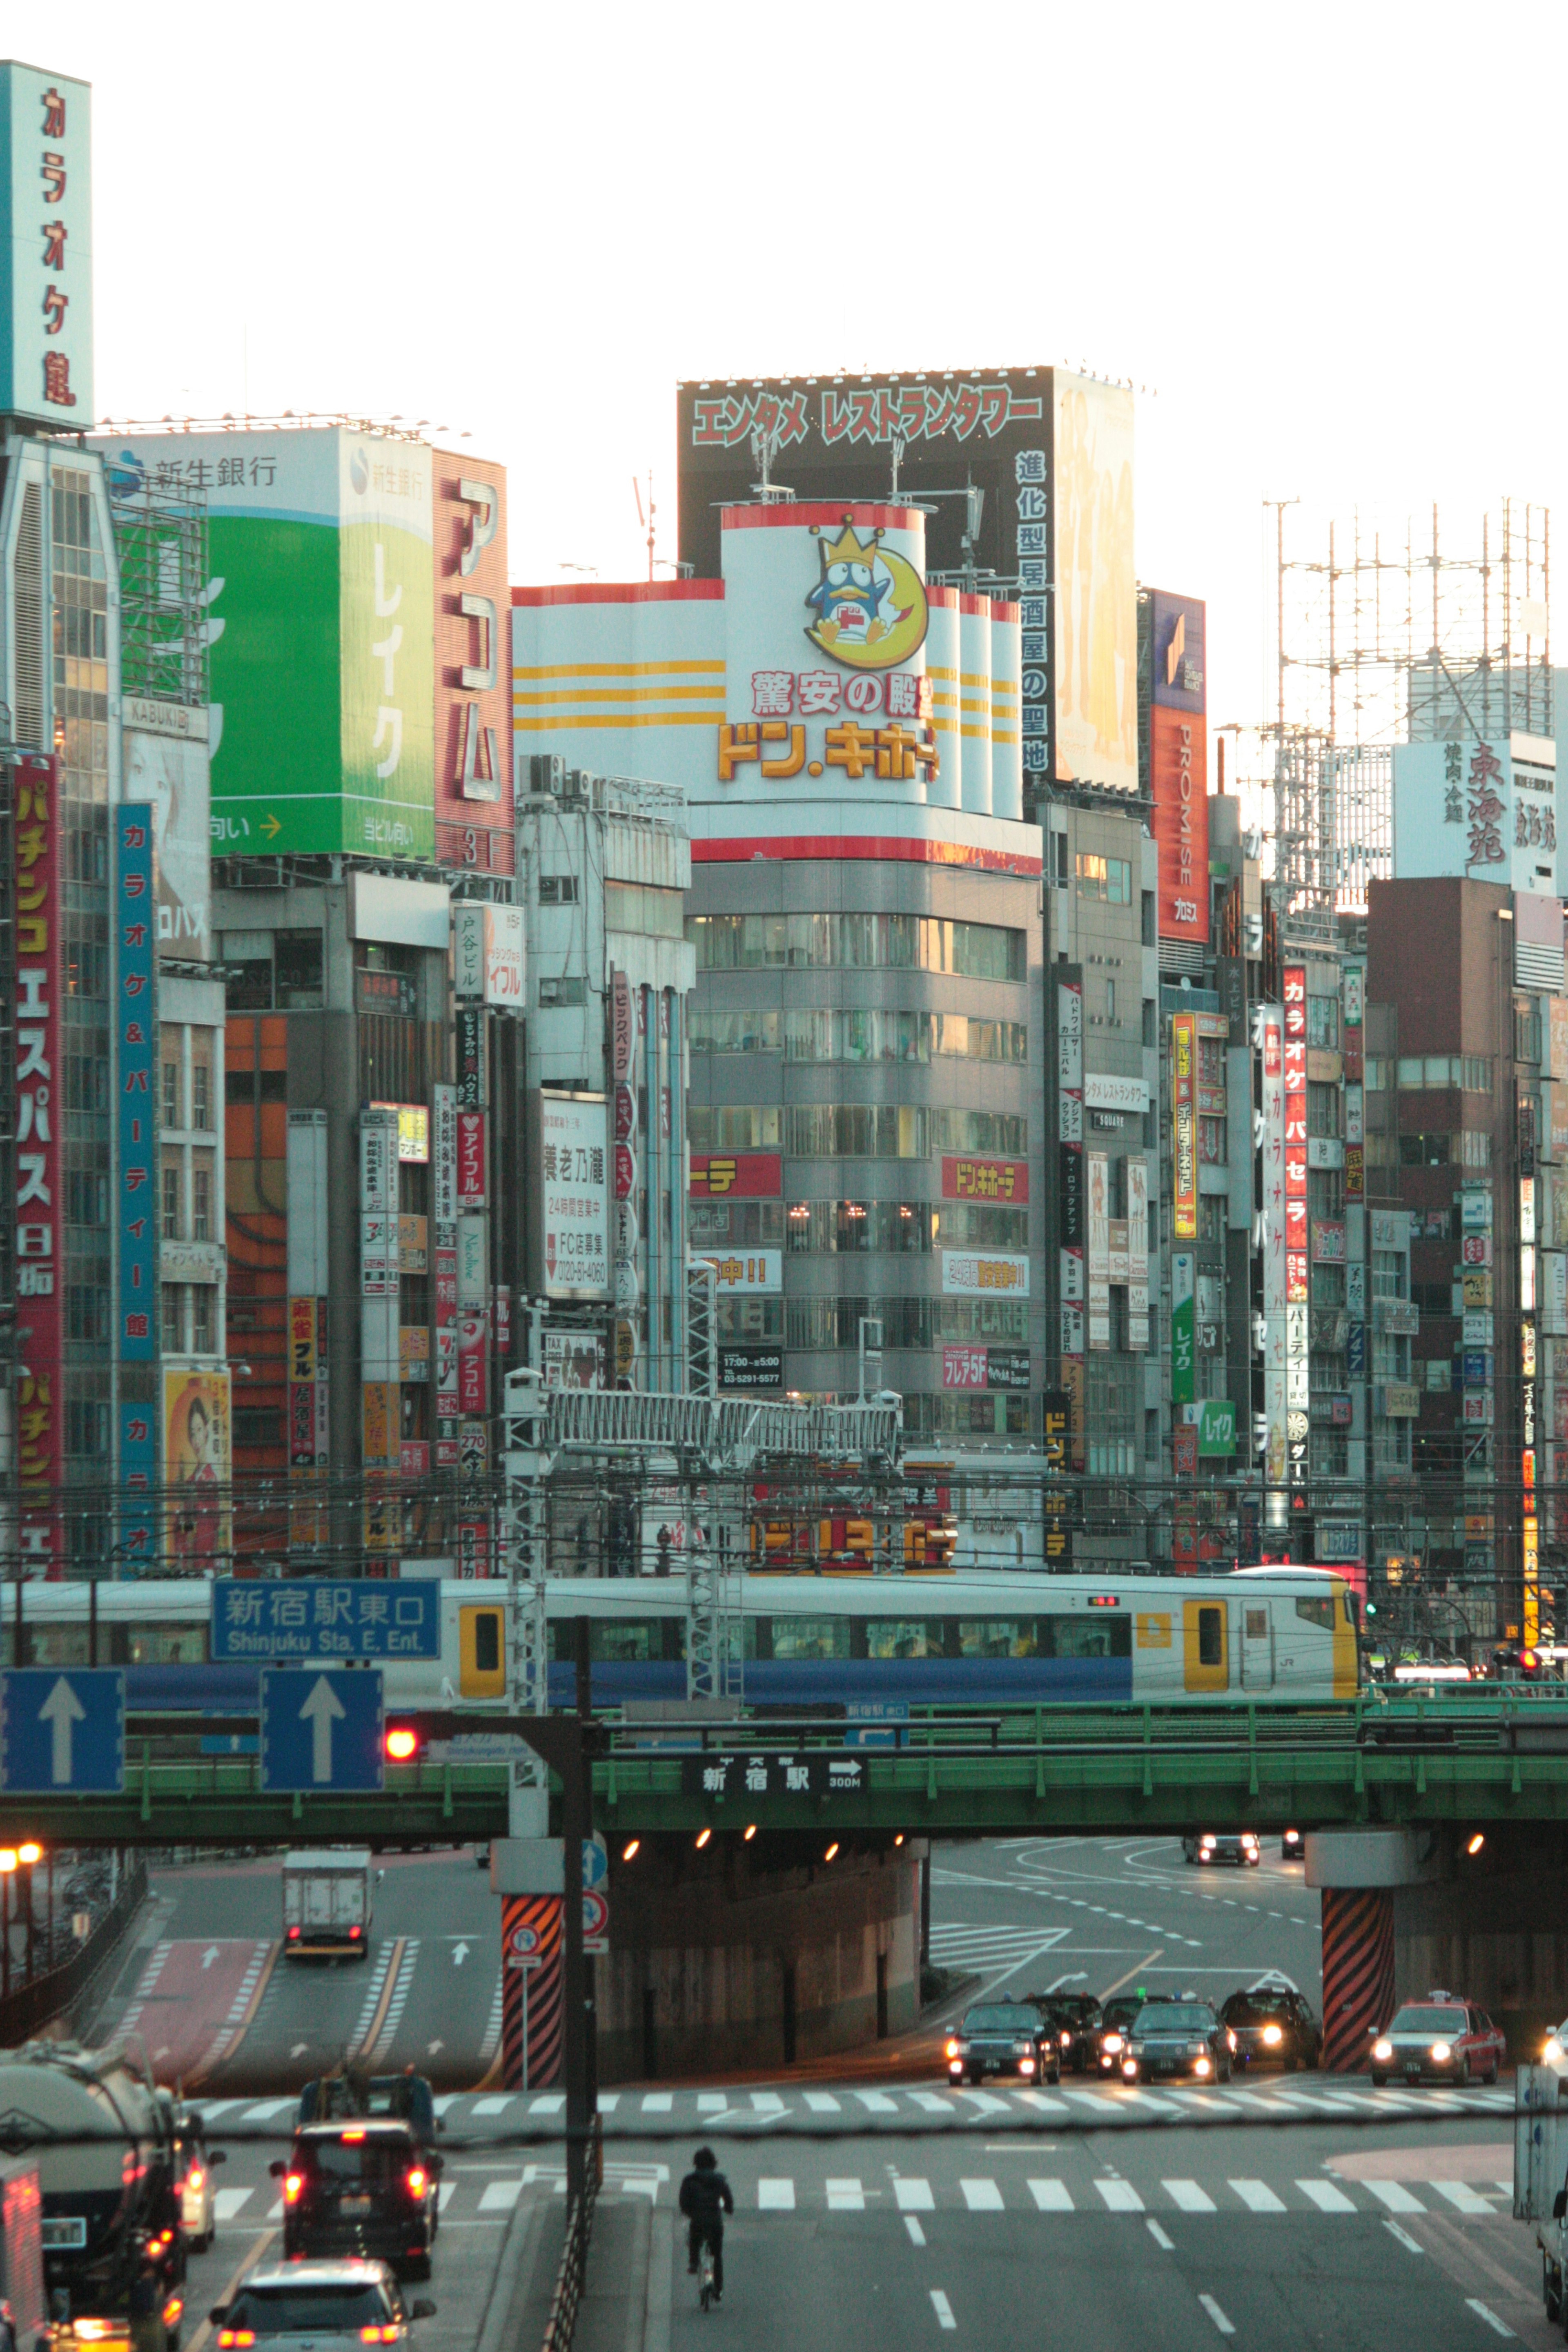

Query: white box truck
[[282, 1850, 375, 1962]]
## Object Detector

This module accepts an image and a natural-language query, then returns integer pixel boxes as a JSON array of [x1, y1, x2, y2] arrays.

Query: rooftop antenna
[[633, 472, 655, 583], [889, 417, 911, 501], [749, 415, 793, 504]]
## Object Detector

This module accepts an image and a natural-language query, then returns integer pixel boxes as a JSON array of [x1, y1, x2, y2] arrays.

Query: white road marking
[[752, 2093, 786, 2114], [827, 2179, 864, 2211], [929, 2291, 956, 2331], [804, 2093, 842, 2113], [697, 2094, 728, 2111], [529, 2094, 564, 2114], [896, 2180, 934, 2210], [1367, 2180, 1425, 2214], [1029, 2180, 1074, 2210], [1383, 2219, 1423, 2254], [1165, 2181, 1216, 2212], [960, 2180, 1003, 2211], [1199, 2294, 1235, 2336], [856, 2092, 900, 2114], [908, 2092, 953, 2113], [1146, 2220, 1174, 2250], [1297, 2180, 1355, 2212], [642, 2093, 672, 2112], [905, 2217, 927, 2246], [471, 2096, 512, 2116], [479, 2181, 521, 2212], [214, 2189, 253, 2221], [757, 2180, 794, 2210], [1465, 2301, 1514, 2338], [1229, 2180, 1285, 2212], [1094, 2180, 1145, 2212], [1433, 2182, 1496, 2214]]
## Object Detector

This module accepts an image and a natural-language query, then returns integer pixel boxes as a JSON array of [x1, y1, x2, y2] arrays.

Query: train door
[[1181, 1598, 1230, 1694], [458, 1602, 507, 1698], [1239, 1601, 1275, 1690]]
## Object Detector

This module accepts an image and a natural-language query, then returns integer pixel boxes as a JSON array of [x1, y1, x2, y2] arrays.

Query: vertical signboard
[[1052, 374, 1136, 794], [1282, 967, 1309, 1491], [286, 1109, 330, 1542], [1171, 1252, 1196, 1405], [113, 807, 157, 1357], [432, 1083, 459, 1464], [123, 702, 212, 959], [360, 1104, 399, 1521], [457, 1108, 487, 1207], [433, 455, 513, 872], [1126, 1156, 1149, 1350], [1056, 977, 1084, 1365], [1087, 1151, 1110, 1350], [1171, 1013, 1198, 1242], [1260, 1008, 1287, 1486], [13, 756, 62, 1575], [0, 66, 93, 426], [1041, 1388, 1072, 1566], [1149, 594, 1208, 944], [165, 1367, 232, 1564], [528, 1093, 611, 1302]]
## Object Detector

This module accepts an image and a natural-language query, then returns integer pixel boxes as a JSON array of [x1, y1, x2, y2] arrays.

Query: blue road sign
[[260, 1669, 384, 1792], [583, 1834, 608, 1890], [0, 1670, 125, 1793], [212, 1581, 439, 1661]]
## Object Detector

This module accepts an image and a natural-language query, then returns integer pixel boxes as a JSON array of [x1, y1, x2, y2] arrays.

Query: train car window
[[1244, 1609, 1268, 1639], [771, 1617, 850, 1661], [473, 1611, 501, 1675], [957, 1621, 1040, 1659], [1197, 1606, 1224, 1666], [1294, 1597, 1335, 1631], [663, 1617, 689, 1663], [864, 1620, 942, 1660], [1342, 1590, 1360, 1627], [27, 1628, 91, 1666], [590, 1621, 660, 1663], [127, 1624, 209, 1664], [1048, 1615, 1132, 1660]]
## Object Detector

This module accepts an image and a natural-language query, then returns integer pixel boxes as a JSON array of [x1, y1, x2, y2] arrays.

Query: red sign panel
[[15, 756, 62, 1575], [688, 1153, 783, 1198], [942, 1346, 989, 1390], [457, 1110, 486, 1205], [1151, 705, 1210, 944], [1283, 966, 1308, 1305], [941, 1155, 1029, 1205], [614, 1143, 636, 1200], [459, 1307, 489, 1415]]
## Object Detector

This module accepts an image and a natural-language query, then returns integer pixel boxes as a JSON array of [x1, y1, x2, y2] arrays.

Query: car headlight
[[945, 2038, 962, 2058], [1226, 2030, 1237, 2051], [1241, 1834, 1258, 1849], [1121, 2058, 1138, 2076], [1430, 2041, 1452, 2062], [1194, 2056, 1212, 2075], [1102, 2033, 1124, 2055], [1060, 2030, 1073, 2047], [1546, 2037, 1565, 2066], [1262, 2025, 1283, 2046], [1200, 1836, 1216, 1849], [1372, 2038, 1392, 2062]]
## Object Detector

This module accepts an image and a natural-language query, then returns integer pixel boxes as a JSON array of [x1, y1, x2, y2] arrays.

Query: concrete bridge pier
[[1307, 1824, 1568, 2065]]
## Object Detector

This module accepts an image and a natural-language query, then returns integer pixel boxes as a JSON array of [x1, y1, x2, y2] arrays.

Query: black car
[[945, 2002, 1060, 2087], [1119, 1999, 1234, 2085], [274, 2122, 443, 2279], [1218, 1987, 1321, 2071], [1029, 1993, 1102, 2074], [1089, 1996, 1145, 2076], [1281, 1828, 1305, 1861]]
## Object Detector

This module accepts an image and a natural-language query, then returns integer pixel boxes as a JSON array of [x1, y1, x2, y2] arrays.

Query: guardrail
[[539, 2115, 602, 2352], [0, 1854, 147, 2045]]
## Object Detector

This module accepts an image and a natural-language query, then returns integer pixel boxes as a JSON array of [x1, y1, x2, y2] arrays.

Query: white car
[[213, 2261, 435, 2352], [1542, 2022, 1568, 2074], [175, 2110, 225, 2253]]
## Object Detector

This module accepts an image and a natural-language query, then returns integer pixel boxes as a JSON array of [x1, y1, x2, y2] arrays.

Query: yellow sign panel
[[1136, 1612, 1172, 1649]]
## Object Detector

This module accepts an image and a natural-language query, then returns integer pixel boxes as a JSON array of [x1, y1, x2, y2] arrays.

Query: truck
[[282, 1851, 376, 1962], [0, 2156, 49, 2352], [0, 2043, 183, 2352]]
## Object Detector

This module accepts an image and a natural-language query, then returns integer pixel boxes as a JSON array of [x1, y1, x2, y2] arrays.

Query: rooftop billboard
[[0, 64, 93, 427]]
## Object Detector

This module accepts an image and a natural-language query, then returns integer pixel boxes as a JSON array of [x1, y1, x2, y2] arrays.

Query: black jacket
[[679, 2169, 734, 2227]]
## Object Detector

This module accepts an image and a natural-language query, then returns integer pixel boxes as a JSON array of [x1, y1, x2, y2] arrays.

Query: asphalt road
[[928, 1832, 1324, 2020]]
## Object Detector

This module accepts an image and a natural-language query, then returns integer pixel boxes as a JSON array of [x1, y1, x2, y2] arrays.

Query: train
[[2, 1565, 1360, 1711]]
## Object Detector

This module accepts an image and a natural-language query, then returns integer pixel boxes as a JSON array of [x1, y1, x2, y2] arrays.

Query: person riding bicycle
[[679, 2147, 734, 2301]]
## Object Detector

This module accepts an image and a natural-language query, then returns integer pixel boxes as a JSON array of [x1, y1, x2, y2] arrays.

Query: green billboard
[[98, 428, 433, 858], [1171, 1250, 1195, 1406]]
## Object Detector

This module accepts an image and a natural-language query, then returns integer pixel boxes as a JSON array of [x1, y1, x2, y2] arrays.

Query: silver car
[[212, 2259, 435, 2352]]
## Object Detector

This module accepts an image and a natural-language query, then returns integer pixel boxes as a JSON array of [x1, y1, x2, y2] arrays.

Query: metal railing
[[539, 2114, 602, 2352]]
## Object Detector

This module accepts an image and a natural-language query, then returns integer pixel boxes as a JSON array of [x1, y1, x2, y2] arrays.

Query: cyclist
[[679, 2147, 734, 2302]]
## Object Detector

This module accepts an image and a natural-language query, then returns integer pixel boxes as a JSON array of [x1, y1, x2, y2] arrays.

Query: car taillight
[[284, 2172, 304, 2203], [406, 2167, 427, 2197], [360, 2329, 400, 2343], [162, 2301, 183, 2330], [350, 1924, 363, 1939], [287, 1925, 301, 1940], [218, 2334, 255, 2347]]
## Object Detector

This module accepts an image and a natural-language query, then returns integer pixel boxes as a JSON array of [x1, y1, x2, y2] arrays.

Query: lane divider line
[[929, 2290, 956, 2331]]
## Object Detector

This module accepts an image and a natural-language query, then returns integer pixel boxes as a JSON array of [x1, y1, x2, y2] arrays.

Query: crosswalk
[[204, 2169, 1516, 2225], [192, 2079, 1517, 2133]]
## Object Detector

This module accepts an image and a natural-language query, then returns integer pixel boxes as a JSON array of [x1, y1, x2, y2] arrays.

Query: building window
[[1075, 853, 1132, 904], [191, 1285, 214, 1354], [1307, 1082, 1340, 1138], [538, 875, 579, 904], [192, 1061, 212, 1131], [1105, 978, 1117, 1024], [275, 929, 325, 1009], [162, 1284, 185, 1351], [686, 912, 1026, 979], [1399, 1132, 1451, 1166], [161, 1164, 180, 1241], [64, 1399, 109, 1458], [65, 1285, 107, 1342], [192, 1163, 212, 1242], [163, 1059, 181, 1130]]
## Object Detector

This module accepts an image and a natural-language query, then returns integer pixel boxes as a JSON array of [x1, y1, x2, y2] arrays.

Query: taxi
[[1368, 1992, 1506, 2087], [1120, 1998, 1236, 2085]]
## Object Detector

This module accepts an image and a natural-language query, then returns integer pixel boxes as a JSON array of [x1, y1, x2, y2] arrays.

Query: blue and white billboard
[[0, 64, 93, 427]]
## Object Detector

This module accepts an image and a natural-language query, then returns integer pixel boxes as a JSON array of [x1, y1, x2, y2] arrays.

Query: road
[[99, 1831, 1563, 2352]]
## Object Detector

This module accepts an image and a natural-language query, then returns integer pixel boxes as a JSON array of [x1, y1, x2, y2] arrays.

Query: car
[[212, 2260, 435, 2352], [1089, 1995, 1145, 2076], [1181, 1832, 1261, 1867], [1119, 1998, 1235, 2084], [1541, 2020, 1568, 2075], [273, 2122, 444, 2278], [945, 2002, 1060, 2087], [1029, 1992, 1102, 2074], [1218, 1987, 1321, 2071], [1368, 1994, 1506, 2087], [173, 2105, 226, 2253], [1281, 1828, 1305, 1860]]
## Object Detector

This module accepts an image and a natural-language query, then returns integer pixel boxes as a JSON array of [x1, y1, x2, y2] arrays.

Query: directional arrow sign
[[260, 1668, 383, 1793], [0, 1670, 124, 1793]]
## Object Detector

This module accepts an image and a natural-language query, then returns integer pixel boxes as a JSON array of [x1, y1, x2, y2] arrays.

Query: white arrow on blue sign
[[0, 1671, 125, 1793], [260, 1668, 383, 1792], [582, 1834, 608, 1891]]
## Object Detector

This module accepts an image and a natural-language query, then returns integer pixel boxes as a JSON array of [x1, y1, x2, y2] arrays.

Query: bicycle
[[697, 2238, 717, 2314]]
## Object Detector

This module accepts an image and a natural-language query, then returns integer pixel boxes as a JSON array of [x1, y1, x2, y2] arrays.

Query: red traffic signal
[[385, 1723, 419, 1762]]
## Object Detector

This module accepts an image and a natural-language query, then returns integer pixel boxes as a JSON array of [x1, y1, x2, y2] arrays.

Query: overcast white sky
[[47, 0, 1568, 772]]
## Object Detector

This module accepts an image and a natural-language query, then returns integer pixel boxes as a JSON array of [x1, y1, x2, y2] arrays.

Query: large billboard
[[1052, 374, 1136, 794], [1392, 735, 1559, 892], [165, 1366, 232, 1565], [1151, 708, 1209, 944], [527, 1091, 611, 1301], [96, 428, 434, 859], [122, 699, 211, 958], [0, 65, 93, 427], [13, 755, 62, 1575], [433, 452, 512, 873]]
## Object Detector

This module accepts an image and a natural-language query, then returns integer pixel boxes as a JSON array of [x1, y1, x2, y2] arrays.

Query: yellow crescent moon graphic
[[806, 545, 930, 673]]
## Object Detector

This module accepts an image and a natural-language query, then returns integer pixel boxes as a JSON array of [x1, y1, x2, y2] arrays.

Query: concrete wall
[[594, 1840, 919, 2082]]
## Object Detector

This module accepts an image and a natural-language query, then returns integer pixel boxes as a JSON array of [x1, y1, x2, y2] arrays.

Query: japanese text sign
[[211, 1579, 439, 1659], [0, 66, 93, 427]]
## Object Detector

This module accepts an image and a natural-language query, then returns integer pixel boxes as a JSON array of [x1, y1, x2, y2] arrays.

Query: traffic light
[[385, 1722, 419, 1763]]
